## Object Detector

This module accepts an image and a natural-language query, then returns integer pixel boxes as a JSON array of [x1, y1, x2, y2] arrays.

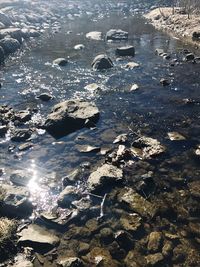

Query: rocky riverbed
[[0, 0, 200, 266]]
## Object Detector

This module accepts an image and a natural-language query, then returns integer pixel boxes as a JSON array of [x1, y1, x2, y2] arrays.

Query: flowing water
[[0, 0, 200, 265]]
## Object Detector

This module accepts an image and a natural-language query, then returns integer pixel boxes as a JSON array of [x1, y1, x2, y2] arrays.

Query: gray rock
[[87, 164, 123, 192], [160, 78, 170, 86], [116, 46, 135, 57], [155, 48, 165, 56], [0, 11, 12, 27], [106, 29, 128, 41], [0, 46, 5, 63], [0, 37, 20, 55], [0, 184, 33, 217], [44, 100, 99, 137], [18, 142, 33, 151], [0, 28, 23, 44], [18, 224, 60, 252], [10, 170, 32, 186], [86, 31, 102, 40], [92, 54, 113, 70], [57, 186, 80, 208], [184, 53, 195, 61], [53, 58, 68, 66], [15, 110, 31, 122], [62, 169, 81, 186], [0, 125, 7, 137], [37, 93, 53, 101], [74, 44, 85, 50]]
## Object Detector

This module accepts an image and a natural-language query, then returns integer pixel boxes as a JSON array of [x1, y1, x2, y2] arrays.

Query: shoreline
[[144, 7, 200, 49]]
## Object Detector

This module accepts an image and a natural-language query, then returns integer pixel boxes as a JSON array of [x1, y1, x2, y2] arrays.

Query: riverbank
[[144, 7, 200, 48]]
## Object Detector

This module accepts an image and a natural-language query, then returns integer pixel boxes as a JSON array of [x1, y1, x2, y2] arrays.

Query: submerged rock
[[37, 93, 53, 101], [53, 58, 68, 66], [57, 186, 80, 208], [84, 83, 101, 92], [0, 184, 33, 218], [11, 129, 32, 142], [15, 110, 31, 123], [0, 11, 12, 27], [117, 187, 156, 218], [188, 181, 200, 198], [92, 54, 113, 70], [0, 125, 7, 137], [147, 232, 163, 253], [145, 253, 164, 266], [18, 224, 60, 252], [106, 29, 128, 41], [87, 164, 123, 192], [120, 213, 142, 232], [160, 78, 170, 86], [116, 46, 135, 57], [184, 53, 195, 61], [44, 100, 100, 138], [0, 37, 20, 55], [10, 170, 32, 186]]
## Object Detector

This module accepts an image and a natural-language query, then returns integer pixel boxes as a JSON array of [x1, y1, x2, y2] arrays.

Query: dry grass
[[0, 218, 16, 245]]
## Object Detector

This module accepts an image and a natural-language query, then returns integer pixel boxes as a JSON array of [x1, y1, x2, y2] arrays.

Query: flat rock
[[44, 99, 100, 138], [106, 29, 128, 41], [167, 132, 186, 141], [131, 136, 166, 159], [18, 142, 33, 151], [86, 31, 102, 40], [10, 170, 32, 186], [76, 145, 100, 153], [0, 28, 23, 43], [37, 93, 53, 101], [53, 58, 68, 66], [125, 62, 139, 69], [92, 54, 113, 70], [0, 37, 20, 54], [18, 224, 60, 252], [15, 110, 31, 122], [117, 187, 156, 218], [0, 184, 33, 218], [116, 46, 135, 57], [87, 164, 123, 192], [84, 83, 101, 92], [145, 253, 164, 266]]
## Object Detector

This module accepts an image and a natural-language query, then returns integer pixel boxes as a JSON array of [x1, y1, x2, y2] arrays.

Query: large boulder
[[87, 164, 123, 192], [106, 29, 128, 41], [0, 184, 33, 218], [0, 28, 23, 43], [116, 46, 135, 57], [0, 11, 12, 27], [44, 100, 100, 138], [0, 37, 20, 55], [92, 54, 113, 70]]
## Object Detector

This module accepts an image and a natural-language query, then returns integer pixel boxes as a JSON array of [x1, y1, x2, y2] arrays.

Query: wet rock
[[192, 31, 200, 39], [184, 53, 195, 61], [0, 28, 23, 43], [76, 145, 100, 153], [11, 128, 32, 142], [62, 169, 81, 186], [0, 11, 12, 27], [86, 31, 102, 40], [0, 37, 20, 55], [57, 186, 80, 208], [44, 100, 99, 138], [117, 187, 156, 218], [84, 247, 119, 266], [87, 164, 123, 192], [99, 228, 114, 244], [189, 222, 200, 237], [120, 213, 142, 232], [160, 78, 170, 86], [10, 170, 32, 186], [0, 46, 5, 63], [124, 251, 142, 267], [0, 125, 7, 137], [172, 244, 186, 263], [15, 110, 31, 122], [188, 181, 200, 198], [18, 224, 60, 252], [116, 46, 135, 57], [155, 48, 165, 56], [58, 257, 84, 267], [131, 136, 166, 159], [113, 134, 127, 144], [21, 28, 40, 39], [92, 54, 113, 70], [74, 44, 85, 50], [53, 58, 68, 66], [162, 240, 173, 257], [106, 29, 128, 41], [167, 132, 186, 141], [0, 184, 33, 218], [114, 230, 134, 250], [37, 93, 53, 101], [125, 62, 139, 69], [14, 260, 33, 267], [79, 242, 90, 255], [147, 232, 163, 253], [145, 253, 164, 266], [84, 83, 101, 92], [18, 142, 33, 151]]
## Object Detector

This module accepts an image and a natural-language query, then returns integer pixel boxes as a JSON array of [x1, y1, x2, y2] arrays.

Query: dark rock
[[44, 100, 99, 138], [37, 93, 53, 101], [0, 46, 5, 63], [0, 11, 12, 27], [184, 53, 195, 61], [18, 224, 60, 253], [87, 164, 123, 192], [160, 78, 170, 86], [0, 28, 23, 44], [53, 58, 68, 66], [192, 32, 200, 39], [0, 125, 7, 137], [120, 213, 142, 232], [106, 29, 128, 41], [62, 169, 81, 186], [116, 46, 135, 57], [57, 186, 80, 208], [115, 230, 134, 250], [11, 129, 32, 142], [15, 110, 31, 122], [99, 228, 114, 244], [155, 48, 165, 56], [0, 37, 20, 55], [91, 54, 113, 70], [188, 181, 200, 198], [0, 184, 33, 218]]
